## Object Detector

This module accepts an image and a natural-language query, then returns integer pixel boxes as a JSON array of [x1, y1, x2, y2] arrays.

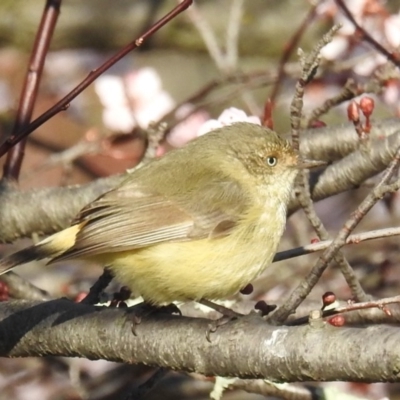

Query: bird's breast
[[105, 196, 288, 305]]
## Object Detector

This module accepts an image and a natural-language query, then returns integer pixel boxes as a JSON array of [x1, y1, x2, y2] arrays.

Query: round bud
[[347, 101, 360, 122], [240, 284, 253, 295], [359, 96, 374, 118], [322, 291, 336, 307]]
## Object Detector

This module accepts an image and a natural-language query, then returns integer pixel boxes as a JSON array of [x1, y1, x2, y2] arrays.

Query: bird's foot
[[129, 302, 181, 335], [197, 299, 243, 342], [254, 300, 277, 317], [206, 315, 237, 342]]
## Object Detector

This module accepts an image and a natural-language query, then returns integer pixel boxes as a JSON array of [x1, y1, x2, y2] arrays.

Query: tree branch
[[1, 299, 400, 382], [0, 174, 125, 242]]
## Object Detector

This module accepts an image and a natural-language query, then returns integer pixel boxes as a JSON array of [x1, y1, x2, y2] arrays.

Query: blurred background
[[0, 0, 400, 399]]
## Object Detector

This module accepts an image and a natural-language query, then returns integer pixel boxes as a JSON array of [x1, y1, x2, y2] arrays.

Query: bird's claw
[[130, 302, 181, 336], [206, 315, 237, 342]]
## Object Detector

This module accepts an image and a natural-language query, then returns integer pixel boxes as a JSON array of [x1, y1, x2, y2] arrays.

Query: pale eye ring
[[266, 156, 278, 167]]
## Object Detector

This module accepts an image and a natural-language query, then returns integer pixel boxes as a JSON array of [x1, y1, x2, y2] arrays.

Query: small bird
[[0, 123, 314, 305]]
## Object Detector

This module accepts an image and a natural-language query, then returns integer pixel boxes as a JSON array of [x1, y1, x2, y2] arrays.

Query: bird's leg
[[197, 283, 254, 316], [198, 299, 243, 342], [198, 298, 242, 318], [81, 268, 114, 305]]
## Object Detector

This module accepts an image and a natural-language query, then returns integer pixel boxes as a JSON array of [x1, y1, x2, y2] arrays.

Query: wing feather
[[55, 170, 250, 260]]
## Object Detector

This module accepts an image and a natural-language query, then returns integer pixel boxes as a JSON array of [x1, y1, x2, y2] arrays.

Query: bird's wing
[[54, 176, 249, 260]]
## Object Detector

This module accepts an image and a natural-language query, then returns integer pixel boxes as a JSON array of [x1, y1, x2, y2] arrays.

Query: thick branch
[[299, 117, 400, 161], [0, 175, 124, 242], [289, 128, 400, 213], [1, 299, 400, 382]]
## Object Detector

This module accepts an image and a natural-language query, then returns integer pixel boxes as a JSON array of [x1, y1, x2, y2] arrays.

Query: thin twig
[[295, 178, 368, 302], [290, 25, 341, 149], [158, 70, 273, 127], [333, 295, 400, 315], [270, 146, 400, 324], [0, 271, 51, 301], [274, 226, 400, 262], [186, 1, 259, 115], [288, 295, 400, 326], [304, 79, 361, 127], [290, 24, 367, 301], [186, 2, 225, 70], [3, 0, 62, 180], [22, 133, 102, 179], [225, 0, 244, 70], [269, 3, 318, 104], [227, 378, 317, 400], [336, 0, 400, 70], [0, 0, 193, 157]]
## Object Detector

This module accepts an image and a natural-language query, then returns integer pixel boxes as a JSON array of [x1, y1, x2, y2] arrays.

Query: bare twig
[[290, 130, 400, 214], [0, 272, 51, 301], [305, 79, 361, 127], [227, 379, 317, 400], [158, 70, 273, 129], [186, 1, 259, 115], [289, 24, 366, 302], [274, 226, 400, 262], [269, 3, 318, 104], [332, 295, 400, 315], [186, 2, 225, 70], [290, 25, 341, 149], [270, 146, 400, 324], [289, 295, 400, 326], [3, 0, 62, 180], [225, 0, 244, 70], [22, 132, 102, 179], [336, 0, 400, 70], [294, 179, 368, 301], [0, 0, 193, 157]]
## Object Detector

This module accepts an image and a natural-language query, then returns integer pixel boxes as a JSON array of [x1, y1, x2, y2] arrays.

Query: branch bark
[[2, 299, 400, 382], [0, 174, 124, 242]]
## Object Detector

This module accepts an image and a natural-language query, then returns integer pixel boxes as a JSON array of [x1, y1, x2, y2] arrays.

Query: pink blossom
[[384, 12, 400, 48], [166, 104, 209, 148], [94, 67, 174, 133], [197, 107, 261, 136]]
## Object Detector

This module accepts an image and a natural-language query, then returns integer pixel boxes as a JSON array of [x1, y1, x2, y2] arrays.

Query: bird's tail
[[0, 225, 81, 275]]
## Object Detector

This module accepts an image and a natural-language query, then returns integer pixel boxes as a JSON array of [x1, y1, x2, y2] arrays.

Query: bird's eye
[[266, 156, 278, 167]]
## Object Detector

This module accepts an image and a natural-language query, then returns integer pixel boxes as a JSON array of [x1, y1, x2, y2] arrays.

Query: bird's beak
[[297, 159, 326, 169]]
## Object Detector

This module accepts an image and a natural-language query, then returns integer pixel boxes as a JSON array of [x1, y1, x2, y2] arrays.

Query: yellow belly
[[95, 219, 282, 305], [87, 193, 288, 305]]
